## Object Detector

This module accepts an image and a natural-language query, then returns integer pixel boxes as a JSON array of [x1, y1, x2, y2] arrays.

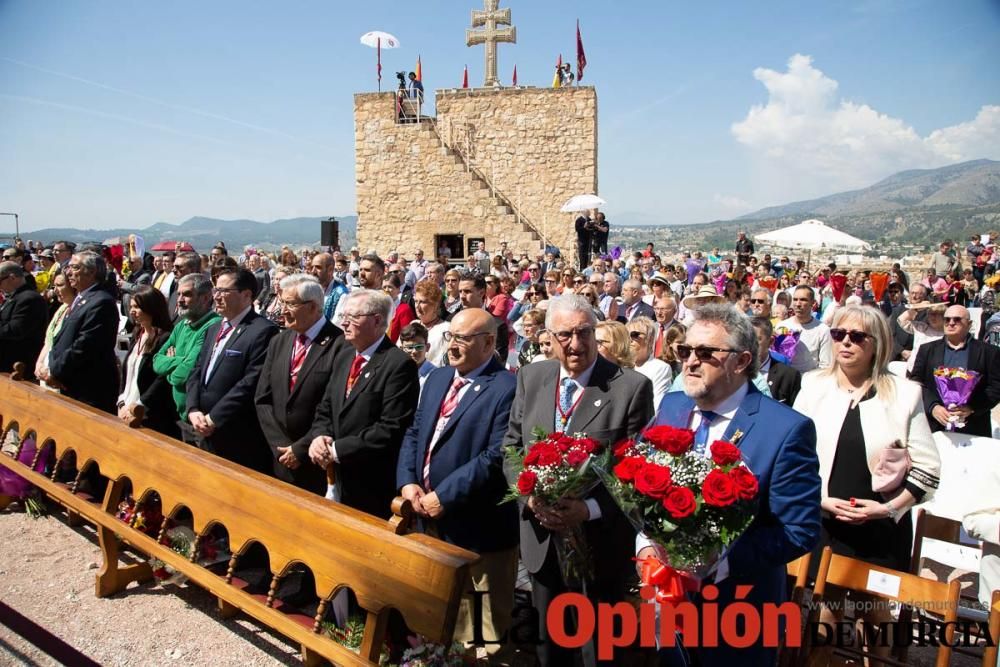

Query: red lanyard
[[555, 381, 585, 428]]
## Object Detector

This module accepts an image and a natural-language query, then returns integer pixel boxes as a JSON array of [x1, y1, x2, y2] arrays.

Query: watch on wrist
[[883, 503, 899, 521]]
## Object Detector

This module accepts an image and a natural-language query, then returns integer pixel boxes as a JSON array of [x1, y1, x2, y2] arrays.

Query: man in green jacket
[[152, 273, 220, 421]]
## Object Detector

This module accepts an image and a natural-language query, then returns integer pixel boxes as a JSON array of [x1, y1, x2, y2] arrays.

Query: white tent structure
[[754, 219, 870, 267]]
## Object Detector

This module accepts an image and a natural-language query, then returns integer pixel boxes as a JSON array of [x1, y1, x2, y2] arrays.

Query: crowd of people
[[2, 230, 1000, 666]]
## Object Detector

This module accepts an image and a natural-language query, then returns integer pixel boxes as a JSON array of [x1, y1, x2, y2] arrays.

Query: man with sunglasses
[[748, 288, 771, 319], [910, 304, 1000, 436], [504, 294, 654, 666], [640, 304, 820, 667]]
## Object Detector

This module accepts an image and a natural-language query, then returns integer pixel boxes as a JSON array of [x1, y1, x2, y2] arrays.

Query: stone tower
[[354, 85, 598, 261]]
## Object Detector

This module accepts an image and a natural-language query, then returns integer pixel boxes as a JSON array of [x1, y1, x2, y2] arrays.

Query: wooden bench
[[0, 373, 478, 665]]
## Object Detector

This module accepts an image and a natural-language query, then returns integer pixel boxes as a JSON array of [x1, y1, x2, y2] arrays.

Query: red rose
[[566, 448, 589, 466], [729, 466, 759, 501], [555, 436, 576, 452], [702, 469, 737, 507], [524, 444, 541, 466], [710, 440, 742, 467], [662, 486, 697, 519], [643, 425, 695, 456], [575, 438, 600, 455], [613, 438, 637, 458], [634, 463, 674, 499], [530, 443, 562, 467], [613, 456, 646, 483], [517, 470, 537, 495]]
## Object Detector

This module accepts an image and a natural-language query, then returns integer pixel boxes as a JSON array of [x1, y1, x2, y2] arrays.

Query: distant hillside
[[25, 216, 358, 252], [739, 159, 1000, 220]]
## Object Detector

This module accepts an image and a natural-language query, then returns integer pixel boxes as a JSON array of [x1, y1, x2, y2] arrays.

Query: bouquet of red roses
[[504, 427, 607, 586], [598, 424, 759, 597]]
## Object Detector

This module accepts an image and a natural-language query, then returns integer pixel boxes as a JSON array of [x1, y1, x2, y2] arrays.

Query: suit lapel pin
[[594, 399, 602, 407], [731, 429, 744, 444], [474, 384, 481, 392], [364, 371, 371, 378]]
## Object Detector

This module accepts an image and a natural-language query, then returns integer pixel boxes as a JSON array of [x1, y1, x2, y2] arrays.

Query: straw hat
[[682, 284, 725, 309]]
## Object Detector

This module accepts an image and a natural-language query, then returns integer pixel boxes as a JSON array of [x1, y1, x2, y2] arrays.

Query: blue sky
[[1, 0, 998, 234]]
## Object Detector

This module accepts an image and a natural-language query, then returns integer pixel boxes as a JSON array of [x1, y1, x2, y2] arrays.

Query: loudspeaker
[[320, 217, 339, 248]]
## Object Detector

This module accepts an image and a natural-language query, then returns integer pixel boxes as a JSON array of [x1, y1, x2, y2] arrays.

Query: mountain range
[[22, 216, 358, 252], [16, 159, 1000, 254]]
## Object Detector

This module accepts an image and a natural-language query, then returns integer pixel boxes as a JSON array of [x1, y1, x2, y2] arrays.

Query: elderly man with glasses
[[43, 251, 120, 412], [503, 294, 653, 666], [910, 304, 1000, 436]]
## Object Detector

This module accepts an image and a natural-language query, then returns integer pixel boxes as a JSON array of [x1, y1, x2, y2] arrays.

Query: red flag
[[462, 65, 469, 89], [377, 37, 382, 84], [576, 20, 587, 81], [415, 55, 422, 82], [512, 64, 518, 86]]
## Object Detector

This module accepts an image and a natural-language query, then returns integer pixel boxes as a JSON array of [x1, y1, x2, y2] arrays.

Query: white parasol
[[755, 219, 870, 268], [560, 194, 606, 213], [360, 31, 401, 92]]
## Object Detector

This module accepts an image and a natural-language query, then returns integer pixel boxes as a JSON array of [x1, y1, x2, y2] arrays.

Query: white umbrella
[[560, 194, 606, 213], [754, 219, 870, 252], [360, 31, 401, 92]]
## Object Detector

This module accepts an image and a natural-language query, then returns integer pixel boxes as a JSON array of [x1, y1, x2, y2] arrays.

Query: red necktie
[[345, 354, 365, 397], [654, 325, 666, 357], [288, 334, 310, 390], [423, 376, 469, 489]]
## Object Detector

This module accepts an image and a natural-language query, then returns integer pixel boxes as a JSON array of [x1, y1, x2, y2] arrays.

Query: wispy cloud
[[0, 56, 335, 151]]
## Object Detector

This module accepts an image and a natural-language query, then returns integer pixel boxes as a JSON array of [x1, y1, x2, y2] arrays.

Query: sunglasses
[[573, 279, 585, 285], [674, 344, 740, 361], [943, 316, 967, 324], [749, 298, 768, 304], [628, 331, 646, 341], [829, 328, 871, 344]]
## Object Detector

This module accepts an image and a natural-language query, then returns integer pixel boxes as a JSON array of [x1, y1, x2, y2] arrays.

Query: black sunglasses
[[749, 298, 768, 304], [829, 328, 871, 344], [943, 316, 967, 324], [628, 331, 646, 341], [674, 344, 740, 361]]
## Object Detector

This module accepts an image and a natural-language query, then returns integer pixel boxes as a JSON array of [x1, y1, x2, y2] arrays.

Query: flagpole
[[377, 37, 382, 92]]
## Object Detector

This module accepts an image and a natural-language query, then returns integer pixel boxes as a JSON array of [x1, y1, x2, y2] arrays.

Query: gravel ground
[[0, 508, 300, 666]]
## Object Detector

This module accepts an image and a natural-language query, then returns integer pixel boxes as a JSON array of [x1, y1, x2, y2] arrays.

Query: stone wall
[[354, 86, 598, 261]]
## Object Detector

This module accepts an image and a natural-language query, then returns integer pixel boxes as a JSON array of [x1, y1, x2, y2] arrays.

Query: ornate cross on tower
[[465, 0, 516, 88]]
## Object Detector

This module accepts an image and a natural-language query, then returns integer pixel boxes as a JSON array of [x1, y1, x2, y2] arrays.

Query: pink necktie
[[423, 376, 469, 490]]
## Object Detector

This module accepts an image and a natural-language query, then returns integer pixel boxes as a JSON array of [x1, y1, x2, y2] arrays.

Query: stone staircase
[[415, 119, 549, 254]]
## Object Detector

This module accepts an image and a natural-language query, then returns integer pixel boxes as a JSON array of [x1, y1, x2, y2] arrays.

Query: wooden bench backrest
[[0, 376, 478, 644]]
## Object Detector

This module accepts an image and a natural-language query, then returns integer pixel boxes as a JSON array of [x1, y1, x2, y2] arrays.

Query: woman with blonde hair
[[626, 316, 672, 409], [793, 304, 940, 659], [594, 320, 634, 368]]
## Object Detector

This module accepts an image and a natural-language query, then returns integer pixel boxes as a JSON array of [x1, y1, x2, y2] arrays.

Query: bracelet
[[883, 503, 899, 521]]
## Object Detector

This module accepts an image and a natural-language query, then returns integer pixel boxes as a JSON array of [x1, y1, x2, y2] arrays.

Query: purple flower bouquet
[[771, 327, 800, 361], [933, 367, 981, 431], [0, 433, 52, 515]]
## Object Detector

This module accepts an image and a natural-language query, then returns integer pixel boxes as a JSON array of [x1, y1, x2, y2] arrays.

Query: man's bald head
[[446, 308, 497, 373], [943, 304, 972, 343]]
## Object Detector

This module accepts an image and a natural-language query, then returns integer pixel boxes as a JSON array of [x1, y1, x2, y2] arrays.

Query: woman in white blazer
[[794, 304, 940, 572]]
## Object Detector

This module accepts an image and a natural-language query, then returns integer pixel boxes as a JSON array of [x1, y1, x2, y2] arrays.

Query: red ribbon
[[636, 556, 698, 605]]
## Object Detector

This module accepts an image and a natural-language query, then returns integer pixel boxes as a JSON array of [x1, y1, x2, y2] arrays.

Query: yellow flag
[[552, 54, 562, 88]]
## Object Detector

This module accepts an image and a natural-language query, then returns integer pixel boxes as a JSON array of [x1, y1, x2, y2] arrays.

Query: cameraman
[[575, 209, 596, 270]]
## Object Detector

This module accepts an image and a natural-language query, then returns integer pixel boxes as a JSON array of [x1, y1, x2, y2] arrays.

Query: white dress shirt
[[205, 305, 252, 380], [556, 360, 602, 521]]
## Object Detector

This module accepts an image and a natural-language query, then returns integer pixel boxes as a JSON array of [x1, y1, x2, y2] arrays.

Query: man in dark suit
[[186, 268, 278, 472], [752, 316, 801, 405], [575, 212, 594, 271], [910, 304, 1000, 437], [255, 274, 344, 494], [0, 262, 47, 378], [308, 289, 419, 518], [618, 278, 655, 323], [503, 294, 654, 667], [44, 251, 120, 413], [398, 308, 518, 654], [640, 304, 820, 667]]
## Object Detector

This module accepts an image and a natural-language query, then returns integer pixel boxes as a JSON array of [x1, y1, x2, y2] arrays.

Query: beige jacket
[[793, 371, 940, 510]]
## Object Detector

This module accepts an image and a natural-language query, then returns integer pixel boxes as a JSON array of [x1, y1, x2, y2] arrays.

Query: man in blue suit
[[397, 308, 518, 654], [638, 303, 821, 667]]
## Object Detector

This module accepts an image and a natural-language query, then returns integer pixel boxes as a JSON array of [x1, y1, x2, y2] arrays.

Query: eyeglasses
[[212, 287, 239, 295], [943, 317, 967, 325], [829, 328, 871, 344], [545, 278, 558, 283], [749, 298, 768, 304], [628, 331, 646, 341], [526, 292, 540, 297], [401, 343, 426, 352], [674, 344, 740, 361], [283, 300, 309, 308], [443, 331, 490, 345], [573, 279, 584, 285], [550, 326, 595, 343], [342, 312, 378, 323]]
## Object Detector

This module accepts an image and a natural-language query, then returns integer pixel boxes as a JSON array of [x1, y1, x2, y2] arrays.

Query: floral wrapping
[[933, 366, 981, 430], [771, 326, 800, 361], [504, 428, 607, 588], [597, 425, 759, 600]]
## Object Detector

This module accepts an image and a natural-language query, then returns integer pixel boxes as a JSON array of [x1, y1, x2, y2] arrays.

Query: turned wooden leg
[[95, 477, 152, 597]]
